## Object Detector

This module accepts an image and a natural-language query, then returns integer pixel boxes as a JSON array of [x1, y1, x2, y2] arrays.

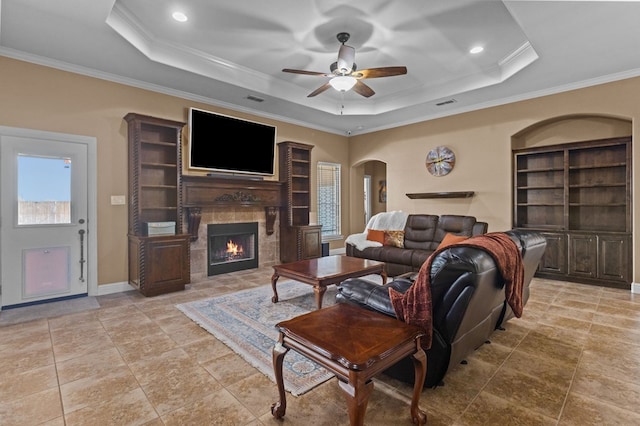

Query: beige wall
[[3, 55, 640, 287], [0, 56, 348, 286], [349, 78, 640, 285]]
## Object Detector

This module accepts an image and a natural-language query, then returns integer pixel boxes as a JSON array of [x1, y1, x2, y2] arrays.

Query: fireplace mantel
[[182, 175, 283, 240]]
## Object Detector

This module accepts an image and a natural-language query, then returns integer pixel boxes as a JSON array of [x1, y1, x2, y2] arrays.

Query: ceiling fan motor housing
[[337, 44, 356, 74]]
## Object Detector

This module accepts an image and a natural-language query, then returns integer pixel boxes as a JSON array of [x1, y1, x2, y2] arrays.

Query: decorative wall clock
[[426, 146, 455, 176]]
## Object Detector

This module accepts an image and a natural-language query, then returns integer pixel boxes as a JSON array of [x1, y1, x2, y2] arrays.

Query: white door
[[1, 133, 89, 308]]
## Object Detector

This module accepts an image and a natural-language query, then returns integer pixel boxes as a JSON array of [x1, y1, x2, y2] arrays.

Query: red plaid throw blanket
[[389, 232, 524, 350]]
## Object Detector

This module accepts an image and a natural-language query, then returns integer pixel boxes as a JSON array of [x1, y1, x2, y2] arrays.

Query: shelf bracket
[[186, 207, 202, 241], [265, 207, 278, 235]]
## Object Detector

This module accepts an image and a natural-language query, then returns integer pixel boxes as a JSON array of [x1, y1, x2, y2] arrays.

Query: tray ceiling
[[2, 1, 640, 135]]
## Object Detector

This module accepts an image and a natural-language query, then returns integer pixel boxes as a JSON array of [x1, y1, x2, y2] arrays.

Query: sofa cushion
[[367, 245, 414, 265], [410, 249, 433, 269], [403, 215, 439, 250], [433, 215, 477, 247]]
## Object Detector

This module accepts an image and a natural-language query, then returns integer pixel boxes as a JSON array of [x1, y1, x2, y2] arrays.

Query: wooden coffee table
[[271, 303, 427, 425], [271, 255, 387, 310]]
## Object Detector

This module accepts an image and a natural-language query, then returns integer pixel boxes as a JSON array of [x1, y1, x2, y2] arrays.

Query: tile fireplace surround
[[181, 175, 283, 282], [189, 206, 279, 281]]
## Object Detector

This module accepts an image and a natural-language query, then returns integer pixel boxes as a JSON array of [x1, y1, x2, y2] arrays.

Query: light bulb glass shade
[[329, 76, 357, 92]]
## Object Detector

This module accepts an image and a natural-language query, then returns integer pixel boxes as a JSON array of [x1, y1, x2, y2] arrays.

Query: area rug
[[176, 280, 340, 396]]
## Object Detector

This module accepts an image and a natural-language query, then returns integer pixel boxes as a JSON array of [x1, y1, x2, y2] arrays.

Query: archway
[[352, 160, 387, 232]]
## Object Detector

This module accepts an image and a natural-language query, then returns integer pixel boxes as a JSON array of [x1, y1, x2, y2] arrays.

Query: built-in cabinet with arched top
[[513, 136, 631, 288]]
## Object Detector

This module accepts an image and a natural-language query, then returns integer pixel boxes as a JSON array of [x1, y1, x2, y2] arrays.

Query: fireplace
[[207, 222, 258, 275]]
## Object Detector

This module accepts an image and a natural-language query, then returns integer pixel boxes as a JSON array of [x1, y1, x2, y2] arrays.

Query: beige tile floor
[[1, 266, 640, 425]]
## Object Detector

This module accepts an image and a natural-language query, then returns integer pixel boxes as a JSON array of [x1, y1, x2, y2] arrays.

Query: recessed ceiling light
[[470, 46, 484, 54], [172, 11, 188, 22]]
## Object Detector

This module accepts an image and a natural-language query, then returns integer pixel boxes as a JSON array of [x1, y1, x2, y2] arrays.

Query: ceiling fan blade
[[307, 82, 332, 97], [282, 68, 332, 77], [353, 66, 408, 79], [352, 80, 375, 98]]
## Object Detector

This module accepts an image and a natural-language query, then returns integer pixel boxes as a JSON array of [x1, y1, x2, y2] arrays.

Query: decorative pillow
[[366, 229, 385, 244], [384, 230, 405, 248], [437, 233, 468, 250]]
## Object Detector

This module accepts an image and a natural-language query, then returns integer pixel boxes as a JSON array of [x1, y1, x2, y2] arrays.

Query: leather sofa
[[336, 229, 547, 388], [345, 214, 489, 277]]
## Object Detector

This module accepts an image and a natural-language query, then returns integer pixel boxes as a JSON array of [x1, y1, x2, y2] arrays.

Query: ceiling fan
[[282, 32, 407, 98]]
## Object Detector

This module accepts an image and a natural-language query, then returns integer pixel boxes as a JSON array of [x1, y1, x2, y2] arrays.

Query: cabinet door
[[568, 234, 597, 279], [147, 236, 190, 285], [598, 234, 629, 283], [134, 235, 191, 296], [539, 232, 567, 275], [300, 226, 322, 259]]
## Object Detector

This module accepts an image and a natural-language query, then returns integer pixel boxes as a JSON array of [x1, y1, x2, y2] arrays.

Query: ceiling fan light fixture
[[329, 75, 357, 92]]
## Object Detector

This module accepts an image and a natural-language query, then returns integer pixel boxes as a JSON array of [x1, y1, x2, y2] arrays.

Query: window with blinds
[[317, 162, 341, 239]]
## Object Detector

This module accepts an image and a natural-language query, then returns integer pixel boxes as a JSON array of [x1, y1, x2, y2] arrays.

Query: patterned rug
[[176, 280, 339, 396]]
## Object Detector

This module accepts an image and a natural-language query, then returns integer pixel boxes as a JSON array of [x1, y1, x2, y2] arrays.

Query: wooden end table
[[271, 303, 427, 426], [271, 255, 387, 310]]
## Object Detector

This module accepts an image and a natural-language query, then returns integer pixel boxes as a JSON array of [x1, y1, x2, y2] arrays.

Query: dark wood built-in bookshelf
[[513, 137, 631, 288], [125, 113, 191, 296], [279, 141, 322, 263]]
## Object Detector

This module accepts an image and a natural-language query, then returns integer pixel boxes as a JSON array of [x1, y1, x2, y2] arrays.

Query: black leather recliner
[[335, 229, 547, 388]]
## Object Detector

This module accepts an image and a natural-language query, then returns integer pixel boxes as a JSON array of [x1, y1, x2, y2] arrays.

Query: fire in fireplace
[[207, 222, 258, 275]]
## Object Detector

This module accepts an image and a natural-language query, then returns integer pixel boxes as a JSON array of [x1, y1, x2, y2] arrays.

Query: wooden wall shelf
[[406, 191, 475, 199]]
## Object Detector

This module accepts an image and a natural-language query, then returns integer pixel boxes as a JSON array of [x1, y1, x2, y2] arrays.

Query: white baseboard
[[97, 281, 136, 296], [330, 247, 346, 255], [632, 282, 640, 294]]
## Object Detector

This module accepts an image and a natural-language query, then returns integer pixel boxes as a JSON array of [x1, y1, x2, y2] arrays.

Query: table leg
[[271, 339, 289, 419], [313, 285, 326, 309], [410, 342, 428, 425], [338, 373, 373, 426], [380, 270, 388, 285], [271, 272, 280, 303]]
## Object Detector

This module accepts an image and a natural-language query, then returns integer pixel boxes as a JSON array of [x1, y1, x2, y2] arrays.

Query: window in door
[[17, 155, 71, 225]]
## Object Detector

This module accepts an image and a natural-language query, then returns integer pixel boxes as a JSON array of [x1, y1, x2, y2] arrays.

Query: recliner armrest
[[336, 277, 413, 317]]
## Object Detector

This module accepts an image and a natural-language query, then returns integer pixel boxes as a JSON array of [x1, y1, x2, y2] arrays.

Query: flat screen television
[[188, 107, 277, 176]]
